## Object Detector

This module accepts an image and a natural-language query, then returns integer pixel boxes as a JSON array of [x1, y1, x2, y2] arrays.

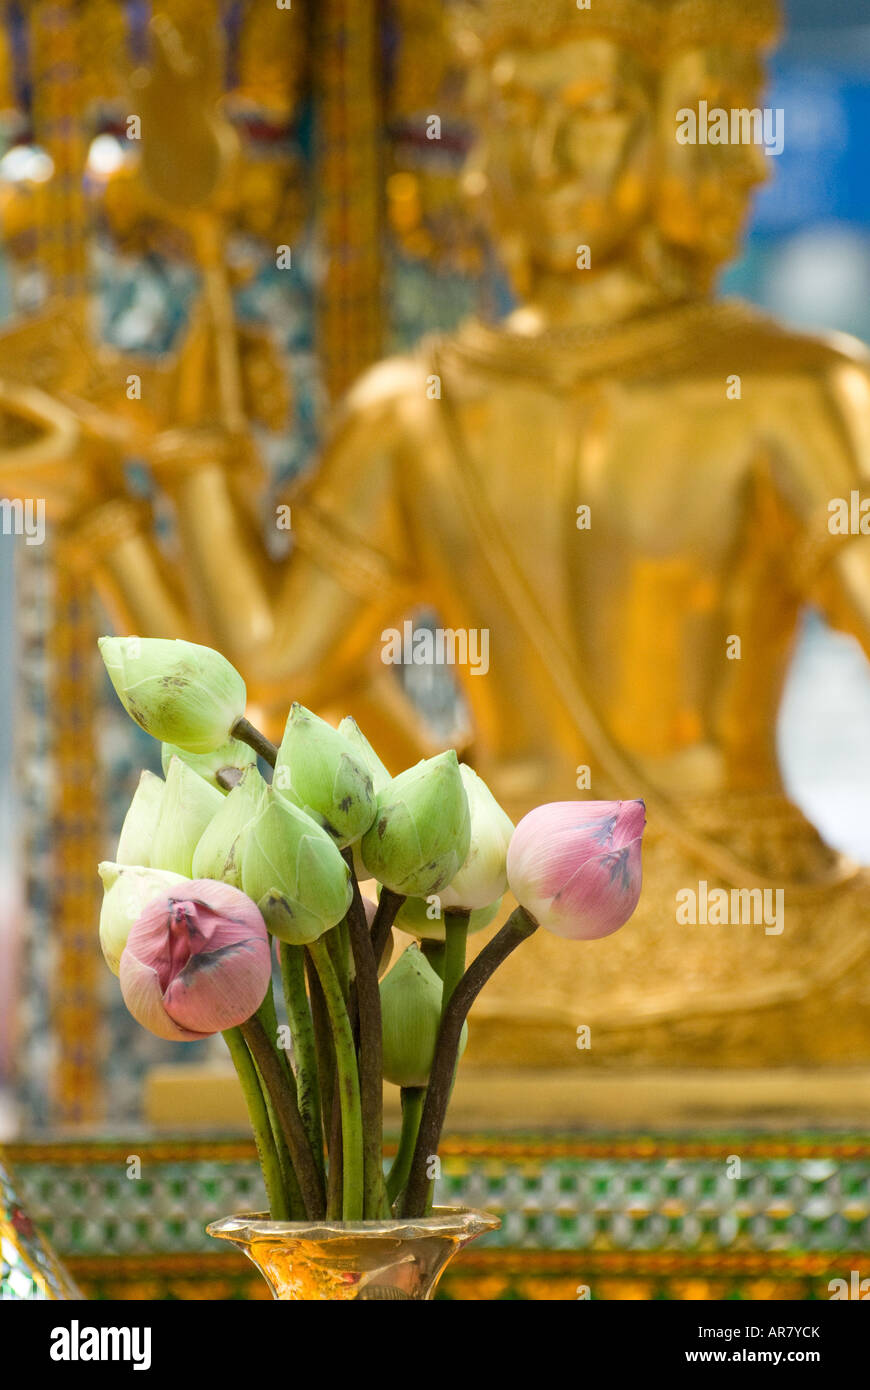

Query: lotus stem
[[386, 1086, 425, 1208], [441, 909, 470, 1020], [421, 940, 445, 977], [307, 936, 366, 1221], [240, 1014, 326, 1220], [370, 886, 405, 967], [327, 917, 351, 1002], [342, 849, 390, 1219], [305, 950, 336, 1152], [230, 716, 278, 767], [221, 1027, 291, 1220], [326, 1090, 344, 1220], [400, 906, 539, 1217], [252, 1060, 307, 1222], [278, 942, 325, 1186]]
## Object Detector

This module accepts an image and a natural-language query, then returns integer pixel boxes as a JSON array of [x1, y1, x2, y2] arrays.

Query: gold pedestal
[[144, 1064, 870, 1133]]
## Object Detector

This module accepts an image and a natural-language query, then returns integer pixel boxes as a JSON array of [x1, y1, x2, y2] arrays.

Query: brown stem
[[371, 887, 405, 966], [231, 715, 278, 768], [342, 848, 389, 1219], [344, 891, 404, 1042], [399, 907, 539, 1217], [240, 1015, 326, 1219]]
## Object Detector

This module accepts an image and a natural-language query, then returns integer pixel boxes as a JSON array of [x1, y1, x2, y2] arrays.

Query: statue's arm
[[774, 356, 870, 655], [154, 358, 425, 705], [0, 372, 198, 638]]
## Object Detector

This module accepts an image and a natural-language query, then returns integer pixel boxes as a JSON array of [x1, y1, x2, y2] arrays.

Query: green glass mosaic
[[5, 1136, 869, 1260]]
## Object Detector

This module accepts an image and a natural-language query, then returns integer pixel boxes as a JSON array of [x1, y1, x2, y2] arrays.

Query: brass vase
[[207, 1207, 499, 1300], [0, 1152, 83, 1300]]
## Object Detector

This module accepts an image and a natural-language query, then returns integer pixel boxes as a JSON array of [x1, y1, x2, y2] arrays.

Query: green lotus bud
[[191, 765, 268, 885], [360, 750, 471, 897], [337, 716, 392, 793], [337, 719, 391, 893], [393, 892, 502, 941], [440, 765, 514, 911], [97, 862, 187, 976], [239, 787, 352, 944], [116, 770, 165, 867], [149, 755, 224, 876], [98, 636, 247, 753], [273, 704, 377, 848], [161, 736, 257, 791], [380, 944, 468, 1087]]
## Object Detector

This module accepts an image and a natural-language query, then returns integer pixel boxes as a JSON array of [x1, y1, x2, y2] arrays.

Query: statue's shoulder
[[336, 350, 440, 440], [692, 299, 870, 382]]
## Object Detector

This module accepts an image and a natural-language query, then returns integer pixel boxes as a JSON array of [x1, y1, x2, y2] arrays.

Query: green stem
[[305, 950, 336, 1152], [441, 909, 470, 1021], [256, 983, 289, 1077], [278, 942, 324, 1183], [252, 1057, 307, 1221], [240, 1015, 326, 1219], [322, 931, 348, 1219], [421, 940, 445, 978], [307, 937, 366, 1222], [400, 907, 540, 1217], [327, 917, 351, 1002], [386, 1086, 425, 1208], [326, 1090, 344, 1220], [222, 1027, 290, 1220], [251, 978, 307, 1216]]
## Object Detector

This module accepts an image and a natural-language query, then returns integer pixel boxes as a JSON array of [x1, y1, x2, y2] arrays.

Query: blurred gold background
[[0, 0, 869, 1139], [1, 0, 870, 1306]]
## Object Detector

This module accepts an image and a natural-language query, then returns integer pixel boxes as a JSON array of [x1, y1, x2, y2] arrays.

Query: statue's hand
[[0, 381, 114, 523]]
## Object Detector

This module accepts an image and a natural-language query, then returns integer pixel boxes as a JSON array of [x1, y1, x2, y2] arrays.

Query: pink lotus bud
[[506, 800, 645, 940], [119, 879, 271, 1040]]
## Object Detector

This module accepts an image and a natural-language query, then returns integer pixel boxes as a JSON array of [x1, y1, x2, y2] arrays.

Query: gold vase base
[[207, 1206, 500, 1300]]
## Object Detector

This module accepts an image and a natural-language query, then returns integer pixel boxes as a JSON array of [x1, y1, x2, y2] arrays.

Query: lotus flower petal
[[119, 879, 271, 1039], [507, 800, 645, 940]]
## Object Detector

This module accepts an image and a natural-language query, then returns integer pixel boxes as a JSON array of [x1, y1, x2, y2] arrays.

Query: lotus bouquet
[[97, 635, 645, 1223]]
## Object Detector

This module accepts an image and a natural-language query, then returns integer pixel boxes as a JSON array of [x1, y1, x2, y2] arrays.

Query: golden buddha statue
[[5, 0, 870, 1080]]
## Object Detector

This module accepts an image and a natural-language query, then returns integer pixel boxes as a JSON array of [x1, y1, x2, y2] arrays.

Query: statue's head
[[453, 1, 665, 291], [656, 0, 781, 284], [453, 0, 781, 297]]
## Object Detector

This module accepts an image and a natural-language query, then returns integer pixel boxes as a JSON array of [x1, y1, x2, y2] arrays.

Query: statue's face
[[475, 37, 656, 277], [656, 46, 769, 272]]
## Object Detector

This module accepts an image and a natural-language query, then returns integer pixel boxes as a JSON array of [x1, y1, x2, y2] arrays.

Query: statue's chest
[[453, 376, 765, 564]]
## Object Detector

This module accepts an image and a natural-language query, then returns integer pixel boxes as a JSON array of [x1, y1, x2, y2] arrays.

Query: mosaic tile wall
[[4, 1136, 869, 1300]]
